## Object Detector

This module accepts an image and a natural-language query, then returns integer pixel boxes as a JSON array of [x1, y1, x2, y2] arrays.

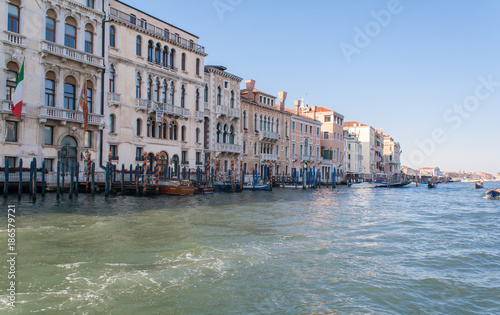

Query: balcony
[[108, 93, 121, 107], [3, 31, 25, 47], [300, 155, 315, 162], [292, 154, 299, 161], [195, 111, 204, 121], [259, 130, 280, 141], [319, 158, 333, 165], [215, 105, 228, 117], [41, 41, 104, 68], [228, 108, 240, 119], [109, 7, 206, 55], [261, 153, 278, 162], [165, 104, 190, 119], [135, 98, 149, 111], [38, 106, 105, 126], [215, 143, 241, 154], [1, 100, 25, 116]]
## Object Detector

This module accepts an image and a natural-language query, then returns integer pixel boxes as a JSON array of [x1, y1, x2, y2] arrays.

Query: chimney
[[313, 106, 317, 118], [278, 91, 287, 111], [245, 79, 255, 90], [294, 100, 300, 115]]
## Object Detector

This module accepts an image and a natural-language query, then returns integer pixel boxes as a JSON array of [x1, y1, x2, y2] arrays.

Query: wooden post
[[3, 159, 9, 197], [69, 160, 74, 199], [91, 162, 96, 195], [56, 161, 60, 198], [135, 164, 140, 196], [86, 151, 91, 193], [29, 160, 33, 196], [142, 151, 147, 195], [129, 164, 133, 184], [18, 159, 22, 197], [121, 164, 125, 194], [155, 153, 159, 194], [61, 162, 65, 195], [32, 158, 37, 200], [105, 162, 110, 197], [75, 162, 79, 196], [41, 160, 46, 196]]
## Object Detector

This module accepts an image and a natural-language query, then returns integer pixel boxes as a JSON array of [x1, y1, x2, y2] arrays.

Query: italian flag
[[11, 61, 24, 119]]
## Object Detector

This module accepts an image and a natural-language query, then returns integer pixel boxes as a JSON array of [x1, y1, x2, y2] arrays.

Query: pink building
[[283, 101, 323, 179]]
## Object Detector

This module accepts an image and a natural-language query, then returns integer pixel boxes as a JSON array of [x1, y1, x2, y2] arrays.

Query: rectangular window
[[44, 126, 53, 145], [6, 70, 17, 101], [5, 157, 16, 170], [130, 14, 136, 25], [300, 124, 303, 132], [324, 116, 331, 122], [84, 131, 92, 148], [43, 158, 54, 172], [181, 150, 187, 164], [46, 17, 56, 42], [64, 83, 75, 110], [65, 24, 76, 48], [109, 145, 117, 158], [87, 88, 93, 113], [324, 131, 329, 139], [196, 152, 201, 164], [292, 121, 295, 130], [135, 147, 143, 161], [8, 4, 19, 33], [5, 121, 17, 142], [300, 145, 303, 156], [45, 79, 55, 107], [87, 0, 95, 9], [317, 127, 319, 136], [292, 143, 295, 154], [84, 31, 93, 53]]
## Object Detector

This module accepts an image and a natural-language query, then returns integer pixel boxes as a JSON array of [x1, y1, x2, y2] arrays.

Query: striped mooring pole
[[142, 151, 147, 195], [155, 152, 160, 194]]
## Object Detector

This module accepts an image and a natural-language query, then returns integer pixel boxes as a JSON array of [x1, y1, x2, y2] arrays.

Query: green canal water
[[1, 183, 499, 314]]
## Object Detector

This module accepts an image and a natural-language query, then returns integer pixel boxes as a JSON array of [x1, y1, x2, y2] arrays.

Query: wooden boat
[[427, 182, 437, 189], [193, 182, 215, 195], [475, 182, 484, 189], [159, 179, 195, 196], [485, 189, 500, 200]]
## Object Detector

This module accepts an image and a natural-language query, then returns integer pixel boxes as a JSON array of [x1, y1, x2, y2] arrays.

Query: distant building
[[419, 167, 440, 177], [383, 134, 401, 175], [343, 130, 363, 178], [344, 122, 383, 176]]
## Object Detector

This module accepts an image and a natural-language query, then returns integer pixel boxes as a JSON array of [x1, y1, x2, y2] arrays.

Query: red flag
[[79, 78, 88, 132]]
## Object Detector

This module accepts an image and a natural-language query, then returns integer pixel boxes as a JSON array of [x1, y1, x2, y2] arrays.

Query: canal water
[[1, 182, 499, 314]]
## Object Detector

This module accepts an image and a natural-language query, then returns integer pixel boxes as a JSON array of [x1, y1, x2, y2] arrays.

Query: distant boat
[[427, 182, 437, 189], [159, 179, 195, 196], [193, 182, 215, 195], [242, 176, 271, 191], [485, 189, 500, 200], [351, 182, 378, 188], [475, 182, 484, 189]]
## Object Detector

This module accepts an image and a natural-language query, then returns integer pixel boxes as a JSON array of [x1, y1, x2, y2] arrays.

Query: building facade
[[106, 0, 207, 173], [344, 121, 384, 176], [240, 80, 291, 177], [1, 0, 106, 172], [203, 65, 242, 174], [383, 134, 401, 175], [343, 130, 363, 178]]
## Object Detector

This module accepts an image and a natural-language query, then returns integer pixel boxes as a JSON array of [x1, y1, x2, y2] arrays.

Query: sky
[[124, 0, 500, 174]]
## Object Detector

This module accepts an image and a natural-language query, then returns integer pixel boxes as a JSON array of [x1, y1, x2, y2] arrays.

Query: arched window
[[65, 17, 77, 48], [181, 53, 186, 71], [147, 76, 152, 101], [5, 62, 18, 101], [162, 120, 167, 139], [285, 121, 289, 137], [163, 46, 169, 67], [136, 118, 142, 136], [155, 77, 160, 102], [154, 43, 160, 64], [158, 122, 163, 138], [181, 126, 186, 141], [170, 81, 175, 105], [271, 118, 274, 133], [146, 117, 151, 137], [243, 141, 247, 154], [267, 117, 271, 131], [254, 142, 258, 155], [110, 114, 116, 133], [196, 128, 200, 143], [169, 122, 177, 140], [254, 113, 258, 132], [46, 10, 56, 42], [8, 0, 20, 33], [109, 25, 116, 47], [147, 40, 154, 62], [196, 58, 200, 76], [223, 124, 228, 143], [170, 49, 175, 69], [195, 89, 199, 111], [151, 118, 156, 137], [162, 79, 167, 103], [204, 84, 208, 102], [216, 86, 221, 106], [260, 115, 263, 131], [230, 90, 235, 108], [64, 76, 76, 110], [216, 123, 221, 143], [229, 125, 234, 144], [135, 72, 142, 98], [86, 80, 93, 113], [109, 65, 115, 93], [180, 85, 185, 108], [164, 28, 169, 38], [45, 71, 56, 107], [136, 36, 142, 56], [276, 119, 280, 135], [243, 110, 247, 129], [84, 24, 94, 53]]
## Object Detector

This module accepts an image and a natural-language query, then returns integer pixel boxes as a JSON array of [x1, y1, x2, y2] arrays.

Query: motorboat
[[351, 182, 378, 188], [427, 182, 437, 189], [242, 176, 271, 191], [475, 181, 484, 189], [159, 179, 195, 195], [485, 189, 500, 200]]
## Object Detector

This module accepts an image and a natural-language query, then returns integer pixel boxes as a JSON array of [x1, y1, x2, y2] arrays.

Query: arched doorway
[[60, 136, 78, 172], [159, 151, 168, 178], [172, 155, 179, 177], [147, 152, 155, 173]]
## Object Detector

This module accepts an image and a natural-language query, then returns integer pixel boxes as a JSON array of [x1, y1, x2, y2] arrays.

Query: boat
[[350, 182, 378, 188], [475, 181, 484, 189], [159, 179, 195, 195], [485, 189, 500, 200], [427, 182, 437, 189], [193, 182, 215, 195], [242, 176, 271, 191]]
